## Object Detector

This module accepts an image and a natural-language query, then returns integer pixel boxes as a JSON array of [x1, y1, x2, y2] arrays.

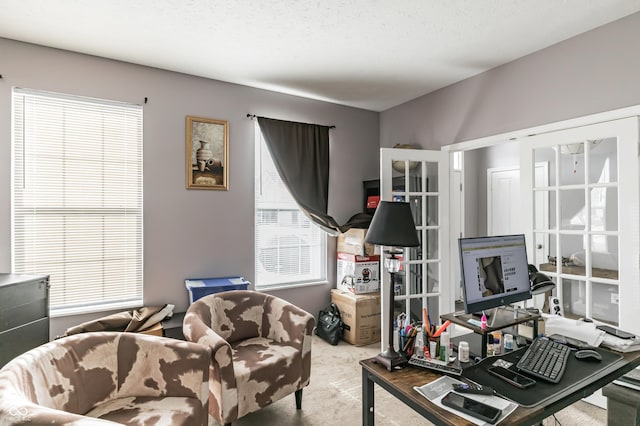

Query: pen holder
[[400, 330, 417, 357], [399, 334, 408, 355]]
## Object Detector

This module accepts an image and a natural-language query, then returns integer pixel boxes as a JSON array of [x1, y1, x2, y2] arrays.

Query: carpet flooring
[[232, 336, 606, 425]]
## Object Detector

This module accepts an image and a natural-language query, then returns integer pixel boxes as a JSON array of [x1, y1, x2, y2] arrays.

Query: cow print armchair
[[0, 332, 210, 425], [183, 290, 315, 426]]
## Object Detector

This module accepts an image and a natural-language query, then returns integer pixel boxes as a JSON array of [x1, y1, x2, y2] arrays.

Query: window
[[254, 125, 326, 288], [12, 88, 143, 315]]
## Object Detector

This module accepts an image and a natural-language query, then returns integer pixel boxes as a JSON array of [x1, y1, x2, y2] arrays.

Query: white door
[[379, 148, 450, 350], [488, 164, 549, 263], [487, 167, 521, 235], [520, 117, 640, 333]]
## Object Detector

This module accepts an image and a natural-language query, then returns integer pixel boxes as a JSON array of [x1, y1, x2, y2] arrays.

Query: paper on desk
[[542, 314, 605, 346], [414, 376, 518, 426], [600, 334, 640, 352]]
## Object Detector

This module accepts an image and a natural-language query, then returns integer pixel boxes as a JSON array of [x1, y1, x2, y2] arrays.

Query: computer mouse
[[575, 349, 602, 362]]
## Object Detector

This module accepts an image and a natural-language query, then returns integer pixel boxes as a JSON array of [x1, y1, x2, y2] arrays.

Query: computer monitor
[[458, 234, 532, 316]]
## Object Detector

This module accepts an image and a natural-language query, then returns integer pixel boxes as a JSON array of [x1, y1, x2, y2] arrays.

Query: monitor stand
[[471, 307, 498, 319], [451, 332, 484, 359], [471, 305, 533, 326], [443, 307, 541, 358]]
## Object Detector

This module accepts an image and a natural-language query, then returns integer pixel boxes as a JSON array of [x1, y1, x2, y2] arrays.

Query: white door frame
[[442, 104, 640, 154], [379, 147, 450, 352]]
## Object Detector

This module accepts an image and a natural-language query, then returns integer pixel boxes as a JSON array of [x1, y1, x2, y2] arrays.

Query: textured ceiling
[[2, 0, 640, 111]]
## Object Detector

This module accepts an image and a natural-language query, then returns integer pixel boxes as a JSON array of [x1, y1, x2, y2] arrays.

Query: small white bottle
[[504, 334, 514, 352], [458, 341, 470, 363]]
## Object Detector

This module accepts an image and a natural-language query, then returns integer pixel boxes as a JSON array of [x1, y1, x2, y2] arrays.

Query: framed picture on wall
[[186, 115, 229, 190]]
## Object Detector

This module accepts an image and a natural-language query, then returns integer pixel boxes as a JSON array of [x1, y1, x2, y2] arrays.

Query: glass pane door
[[379, 148, 450, 349], [520, 117, 639, 331]]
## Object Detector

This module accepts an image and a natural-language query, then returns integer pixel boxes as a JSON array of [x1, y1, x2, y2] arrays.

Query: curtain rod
[[246, 114, 335, 129]]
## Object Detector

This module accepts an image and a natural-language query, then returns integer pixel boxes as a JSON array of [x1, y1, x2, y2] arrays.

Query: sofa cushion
[[85, 396, 204, 425]]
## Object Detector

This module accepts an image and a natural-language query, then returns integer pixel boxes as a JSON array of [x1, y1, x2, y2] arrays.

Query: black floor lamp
[[365, 201, 420, 371]]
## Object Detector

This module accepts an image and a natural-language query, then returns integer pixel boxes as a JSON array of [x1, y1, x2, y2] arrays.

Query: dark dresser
[[0, 273, 50, 368]]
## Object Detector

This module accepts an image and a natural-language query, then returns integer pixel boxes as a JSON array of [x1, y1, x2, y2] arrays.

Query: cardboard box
[[337, 252, 380, 294], [137, 322, 163, 337], [330, 289, 381, 346], [337, 228, 377, 256]]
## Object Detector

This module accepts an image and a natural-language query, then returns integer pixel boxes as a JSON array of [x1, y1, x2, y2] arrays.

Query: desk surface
[[360, 348, 640, 425]]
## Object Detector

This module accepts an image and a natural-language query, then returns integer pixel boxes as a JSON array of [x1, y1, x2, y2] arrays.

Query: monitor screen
[[458, 234, 531, 315]]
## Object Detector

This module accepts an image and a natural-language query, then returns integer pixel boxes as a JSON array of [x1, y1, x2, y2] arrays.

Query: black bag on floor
[[315, 303, 346, 345]]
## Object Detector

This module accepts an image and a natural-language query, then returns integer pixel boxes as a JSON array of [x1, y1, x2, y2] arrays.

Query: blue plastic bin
[[185, 276, 250, 303]]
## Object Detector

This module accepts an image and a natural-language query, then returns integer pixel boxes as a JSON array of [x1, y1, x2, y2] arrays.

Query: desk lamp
[[528, 264, 556, 313], [528, 264, 556, 294], [365, 201, 420, 371]]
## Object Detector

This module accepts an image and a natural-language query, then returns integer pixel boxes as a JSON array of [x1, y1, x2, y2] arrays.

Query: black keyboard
[[516, 336, 571, 383]]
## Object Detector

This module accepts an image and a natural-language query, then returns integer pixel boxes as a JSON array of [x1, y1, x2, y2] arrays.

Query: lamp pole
[[375, 251, 407, 371]]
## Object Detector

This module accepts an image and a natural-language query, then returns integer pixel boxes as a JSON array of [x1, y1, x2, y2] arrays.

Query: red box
[[366, 195, 380, 210]]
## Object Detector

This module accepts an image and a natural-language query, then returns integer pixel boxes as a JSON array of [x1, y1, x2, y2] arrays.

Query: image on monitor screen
[[458, 234, 532, 316]]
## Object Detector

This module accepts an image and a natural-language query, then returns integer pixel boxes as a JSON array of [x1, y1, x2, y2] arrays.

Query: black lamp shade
[[365, 201, 420, 248], [528, 264, 556, 295], [531, 272, 555, 294]]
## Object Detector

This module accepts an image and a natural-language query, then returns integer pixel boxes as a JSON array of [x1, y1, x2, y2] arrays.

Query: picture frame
[[186, 115, 229, 190]]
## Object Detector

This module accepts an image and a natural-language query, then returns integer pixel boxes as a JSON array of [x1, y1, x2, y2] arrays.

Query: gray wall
[[467, 142, 520, 237], [0, 38, 380, 337], [380, 12, 640, 149], [380, 11, 640, 247]]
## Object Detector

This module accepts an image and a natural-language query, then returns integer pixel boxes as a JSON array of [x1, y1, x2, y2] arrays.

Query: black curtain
[[257, 116, 342, 235]]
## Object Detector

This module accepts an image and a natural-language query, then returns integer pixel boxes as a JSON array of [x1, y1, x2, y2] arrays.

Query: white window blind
[[254, 124, 326, 288], [12, 88, 143, 315]]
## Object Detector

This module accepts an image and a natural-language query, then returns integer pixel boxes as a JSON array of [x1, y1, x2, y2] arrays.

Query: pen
[[432, 320, 451, 338], [423, 307, 431, 336]]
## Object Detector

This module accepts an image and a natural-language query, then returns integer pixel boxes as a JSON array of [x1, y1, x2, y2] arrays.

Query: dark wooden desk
[[361, 349, 640, 425]]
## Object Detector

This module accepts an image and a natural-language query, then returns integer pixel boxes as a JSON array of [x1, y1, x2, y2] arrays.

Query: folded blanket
[[63, 304, 174, 336]]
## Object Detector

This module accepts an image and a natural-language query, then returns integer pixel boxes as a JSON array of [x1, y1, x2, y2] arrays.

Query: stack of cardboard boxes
[[336, 228, 380, 294], [332, 228, 381, 346]]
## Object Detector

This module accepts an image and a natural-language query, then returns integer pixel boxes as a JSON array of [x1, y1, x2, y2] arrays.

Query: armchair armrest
[[0, 399, 118, 425], [264, 295, 316, 350], [183, 310, 238, 422]]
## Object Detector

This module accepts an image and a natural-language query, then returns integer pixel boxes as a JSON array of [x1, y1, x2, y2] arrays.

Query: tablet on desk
[[597, 325, 635, 340]]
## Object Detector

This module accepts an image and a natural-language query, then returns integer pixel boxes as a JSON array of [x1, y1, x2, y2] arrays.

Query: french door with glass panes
[[520, 117, 640, 333], [379, 148, 450, 351]]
